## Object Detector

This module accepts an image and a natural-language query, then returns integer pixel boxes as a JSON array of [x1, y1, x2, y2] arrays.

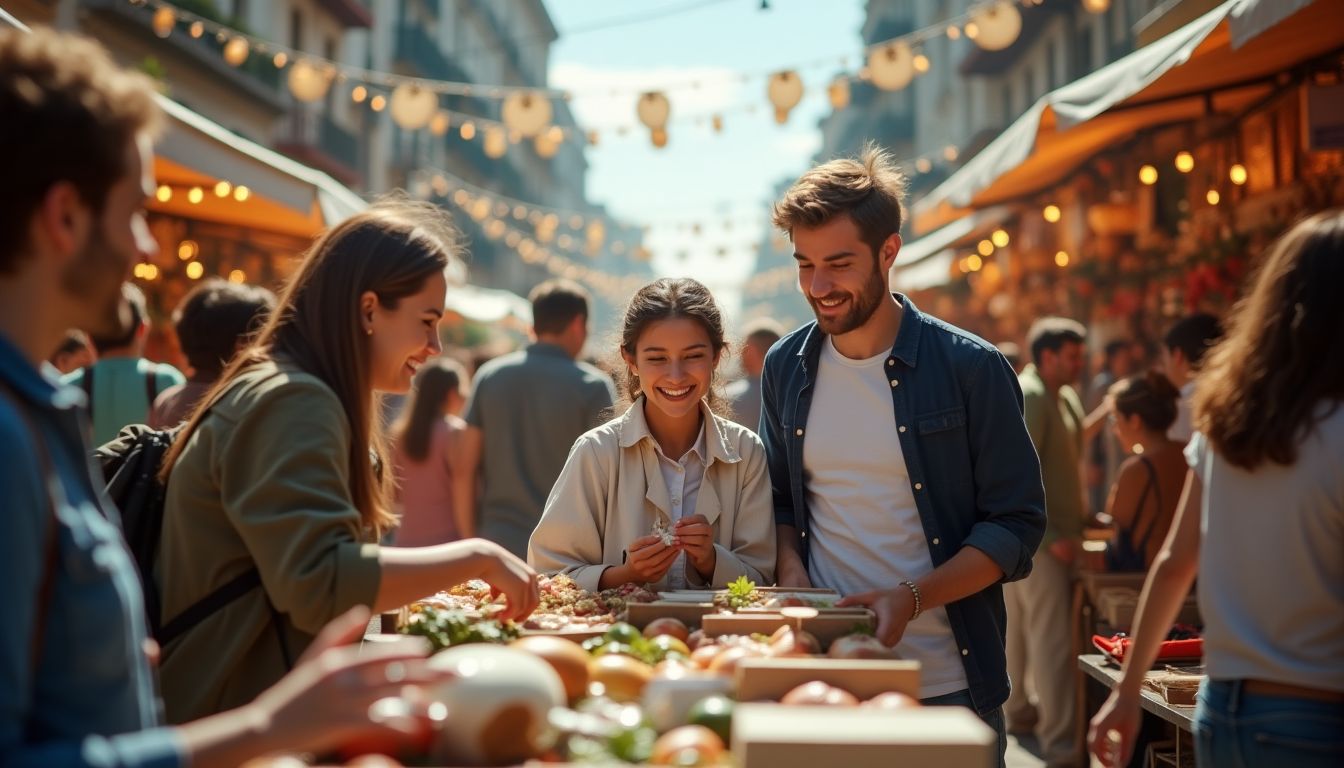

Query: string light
[[1175, 151, 1195, 173], [233, 185, 250, 201], [213, 180, 232, 197], [991, 229, 1010, 247], [1139, 165, 1158, 185], [187, 186, 204, 204], [967, 254, 984, 271], [177, 240, 197, 260], [1206, 189, 1220, 205], [1229, 164, 1248, 185], [977, 239, 994, 256], [228, 269, 247, 283], [1055, 250, 1070, 267], [351, 85, 368, 103], [155, 185, 172, 203], [185, 261, 205, 280], [1043, 204, 1062, 222]]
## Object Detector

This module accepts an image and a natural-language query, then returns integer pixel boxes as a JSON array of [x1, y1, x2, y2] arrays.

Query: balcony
[[275, 108, 362, 186], [86, 0, 286, 108]]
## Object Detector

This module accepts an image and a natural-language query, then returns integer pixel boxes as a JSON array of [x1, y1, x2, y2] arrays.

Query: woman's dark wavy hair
[[613, 277, 731, 417], [1110, 370, 1180, 434], [1194, 209, 1344, 470]]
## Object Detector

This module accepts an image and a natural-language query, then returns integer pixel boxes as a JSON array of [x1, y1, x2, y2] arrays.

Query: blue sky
[[543, 0, 866, 318]]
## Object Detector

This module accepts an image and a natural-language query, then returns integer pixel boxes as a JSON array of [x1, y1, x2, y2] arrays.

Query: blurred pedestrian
[[150, 278, 275, 428], [390, 356, 473, 546], [1091, 210, 1344, 767], [1162, 313, 1222, 443], [460, 279, 616, 559], [1102, 370, 1184, 571], [724, 317, 784, 433], [48, 328, 96, 374], [63, 282, 185, 444]]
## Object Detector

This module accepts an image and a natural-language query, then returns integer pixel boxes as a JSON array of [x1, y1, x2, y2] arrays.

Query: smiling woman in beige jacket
[[528, 279, 775, 591]]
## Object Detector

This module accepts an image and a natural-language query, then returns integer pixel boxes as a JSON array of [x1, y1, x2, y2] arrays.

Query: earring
[[366, 328, 373, 336]]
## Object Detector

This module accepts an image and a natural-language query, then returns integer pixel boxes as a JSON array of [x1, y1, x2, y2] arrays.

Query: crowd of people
[[3, 25, 1340, 768]]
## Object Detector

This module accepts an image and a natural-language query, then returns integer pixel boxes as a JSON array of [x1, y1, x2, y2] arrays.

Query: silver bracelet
[[902, 580, 922, 621]]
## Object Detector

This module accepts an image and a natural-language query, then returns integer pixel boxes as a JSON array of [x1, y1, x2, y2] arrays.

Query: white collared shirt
[[651, 423, 708, 589]]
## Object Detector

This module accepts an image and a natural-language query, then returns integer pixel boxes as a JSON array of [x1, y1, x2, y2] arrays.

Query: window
[[289, 9, 302, 52]]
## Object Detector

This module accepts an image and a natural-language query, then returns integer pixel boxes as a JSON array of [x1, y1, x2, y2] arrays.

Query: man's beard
[[808, 263, 886, 336], [59, 222, 133, 339]]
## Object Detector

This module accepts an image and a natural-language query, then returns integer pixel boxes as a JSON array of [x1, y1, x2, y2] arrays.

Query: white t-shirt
[[1187, 405, 1344, 692], [652, 425, 707, 589], [803, 337, 969, 698], [1170, 380, 1196, 444]]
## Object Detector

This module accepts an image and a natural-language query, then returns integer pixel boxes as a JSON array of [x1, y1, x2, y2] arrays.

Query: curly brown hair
[[1194, 209, 1344, 469], [0, 27, 163, 270]]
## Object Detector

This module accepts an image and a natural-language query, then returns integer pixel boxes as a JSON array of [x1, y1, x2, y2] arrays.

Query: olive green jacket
[[157, 360, 382, 723]]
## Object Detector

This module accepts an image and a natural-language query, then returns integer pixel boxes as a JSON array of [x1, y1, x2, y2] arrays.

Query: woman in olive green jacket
[[157, 200, 539, 724]]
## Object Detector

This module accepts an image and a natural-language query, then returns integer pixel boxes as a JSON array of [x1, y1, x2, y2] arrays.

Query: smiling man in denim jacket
[[760, 145, 1046, 765]]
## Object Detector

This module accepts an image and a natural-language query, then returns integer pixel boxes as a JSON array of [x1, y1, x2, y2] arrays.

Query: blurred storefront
[[900, 0, 1343, 357]]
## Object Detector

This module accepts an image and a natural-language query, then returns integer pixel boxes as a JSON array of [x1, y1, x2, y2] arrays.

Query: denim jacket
[[759, 294, 1046, 715], [0, 334, 183, 768]]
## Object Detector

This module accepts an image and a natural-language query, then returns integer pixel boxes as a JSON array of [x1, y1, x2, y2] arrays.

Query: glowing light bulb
[[1175, 151, 1194, 173], [1043, 204, 1062, 223], [1139, 165, 1158, 185], [1055, 250, 1070, 267]]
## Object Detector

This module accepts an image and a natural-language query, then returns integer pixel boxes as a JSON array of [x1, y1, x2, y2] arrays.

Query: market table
[[1079, 654, 1196, 766]]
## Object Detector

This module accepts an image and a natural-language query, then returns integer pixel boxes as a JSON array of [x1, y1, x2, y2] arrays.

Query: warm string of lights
[[131, 0, 1115, 150], [152, 180, 253, 205]]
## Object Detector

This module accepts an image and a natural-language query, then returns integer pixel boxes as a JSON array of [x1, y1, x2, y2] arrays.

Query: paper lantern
[[501, 90, 553, 138], [651, 128, 668, 148], [828, 76, 851, 110], [222, 37, 250, 67], [534, 130, 560, 158], [287, 60, 331, 103], [867, 42, 915, 91], [967, 2, 1022, 52], [152, 7, 175, 38], [636, 91, 671, 130], [767, 70, 804, 124], [1082, 0, 1111, 13], [711, 114, 724, 133], [390, 83, 438, 130], [483, 126, 508, 158], [429, 111, 451, 136]]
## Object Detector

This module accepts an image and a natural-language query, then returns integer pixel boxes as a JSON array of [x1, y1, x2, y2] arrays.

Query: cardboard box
[[625, 600, 720, 629], [734, 657, 921, 702], [701, 612, 874, 650], [731, 703, 996, 768]]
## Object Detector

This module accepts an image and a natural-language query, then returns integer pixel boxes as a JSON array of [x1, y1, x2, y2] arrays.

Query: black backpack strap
[[157, 567, 262, 645], [144, 367, 160, 410], [79, 366, 94, 419]]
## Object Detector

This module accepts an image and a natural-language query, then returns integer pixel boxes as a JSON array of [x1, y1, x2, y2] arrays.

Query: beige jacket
[[157, 360, 382, 723], [528, 398, 776, 591]]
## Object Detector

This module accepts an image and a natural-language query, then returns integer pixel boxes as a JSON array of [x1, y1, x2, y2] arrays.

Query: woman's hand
[[624, 534, 680, 584], [470, 539, 541, 621], [674, 514, 716, 581], [1088, 689, 1142, 767]]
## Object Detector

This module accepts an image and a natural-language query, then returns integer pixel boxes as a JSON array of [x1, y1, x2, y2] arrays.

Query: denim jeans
[[923, 688, 1007, 768], [1194, 679, 1344, 768]]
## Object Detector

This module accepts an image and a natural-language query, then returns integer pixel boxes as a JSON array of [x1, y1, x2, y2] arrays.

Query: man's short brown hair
[[0, 27, 163, 272], [772, 143, 908, 258], [529, 278, 590, 335]]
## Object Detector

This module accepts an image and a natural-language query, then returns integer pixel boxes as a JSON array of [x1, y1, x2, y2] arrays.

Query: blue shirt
[[0, 334, 182, 768], [759, 294, 1046, 715]]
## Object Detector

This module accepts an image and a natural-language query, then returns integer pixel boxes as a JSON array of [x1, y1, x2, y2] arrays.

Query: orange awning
[[912, 0, 1343, 234]]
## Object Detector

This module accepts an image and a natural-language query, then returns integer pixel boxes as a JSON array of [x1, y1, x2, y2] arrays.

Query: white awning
[[444, 283, 533, 325], [891, 206, 1011, 290], [912, 0, 1337, 233]]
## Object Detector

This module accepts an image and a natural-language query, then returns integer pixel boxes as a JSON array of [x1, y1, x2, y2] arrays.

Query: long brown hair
[[1194, 209, 1344, 470], [393, 357, 467, 463], [614, 277, 732, 416], [161, 199, 460, 536]]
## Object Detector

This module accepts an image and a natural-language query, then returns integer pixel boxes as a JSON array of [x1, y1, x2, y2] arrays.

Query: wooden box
[[734, 657, 921, 702], [730, 703, 996, 768], [701, 611, 874, 650]]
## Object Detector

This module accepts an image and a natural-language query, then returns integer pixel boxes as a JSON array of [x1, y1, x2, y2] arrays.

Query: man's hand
[[775, 551, 812, 588], [673, 514, 716, 580], [836, 586, 916, 647], [1048, 538, 1078, 566]]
